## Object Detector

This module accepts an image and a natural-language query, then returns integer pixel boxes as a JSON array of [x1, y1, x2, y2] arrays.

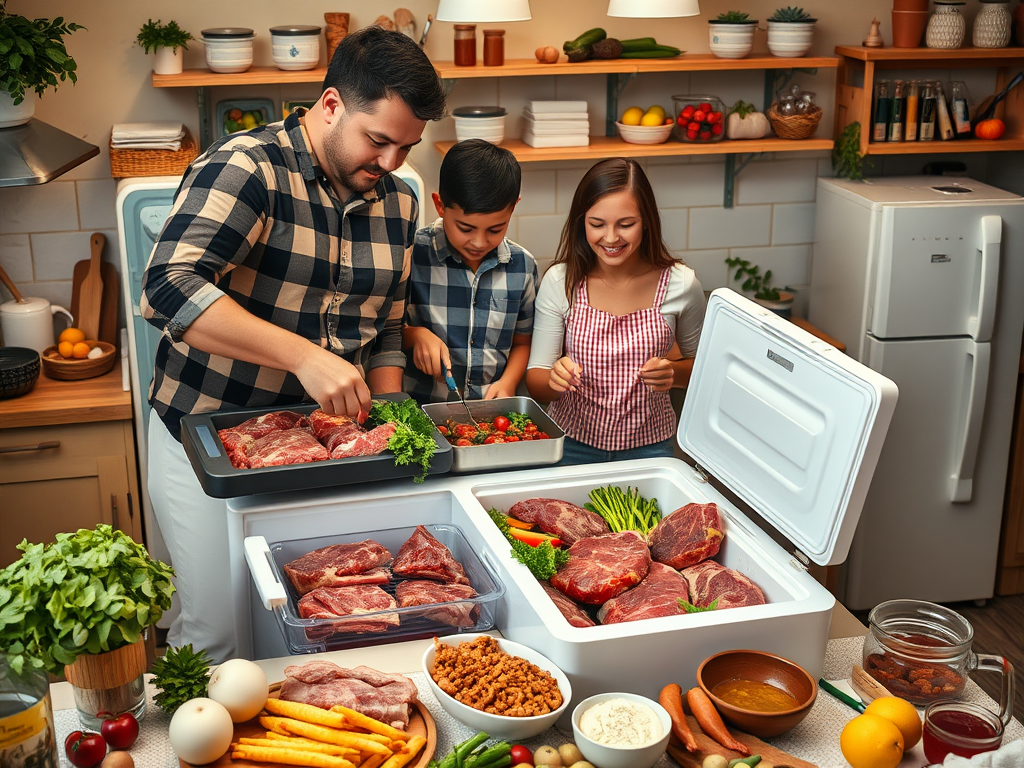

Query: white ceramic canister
[[452, 106, 507, 144], [0, 297, 73, 353], [270, 26, 322, 71], [201, 28, 255, 74]]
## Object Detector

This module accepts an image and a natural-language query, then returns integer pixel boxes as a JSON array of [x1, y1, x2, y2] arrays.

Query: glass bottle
[[926, 0, 967, 48], [888, 80, 906, 142], [0, 656, 60, 768], [483, 29, 505, 66], [872, 80, 892, 142], [453, 24, 477, 66], [974, 0, 1012, 47], [950, 81, 972, 137], [905, 81, 920, 141], [919, 81, 937, 141], [935, 82, 956, 140]]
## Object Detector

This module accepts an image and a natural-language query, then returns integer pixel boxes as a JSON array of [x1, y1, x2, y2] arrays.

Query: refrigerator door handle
[[244, 535, 288, 611], [949, 341, 991, 503], [971, 215, 1002, 342]]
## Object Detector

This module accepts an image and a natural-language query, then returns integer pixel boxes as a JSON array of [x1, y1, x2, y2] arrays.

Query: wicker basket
[[767, 103, 823, 140], [109, 128, 199, 178]]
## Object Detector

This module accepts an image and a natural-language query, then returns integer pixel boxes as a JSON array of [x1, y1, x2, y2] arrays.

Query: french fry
[[269, 718, 391, 755], [359, 756, 387, 768], [260, 716, 292, 736], [263, 698, 351, 729], [328, 706, 409, 741], [380, 735, 427, 768], [234, 739, 358, 757], [230, 746, 357, 768]]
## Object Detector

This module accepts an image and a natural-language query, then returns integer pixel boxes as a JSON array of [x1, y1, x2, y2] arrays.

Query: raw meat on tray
[[309, 410, 397, 459], [681, 559, 766, 610], [284, 540, 393, 594], [247, 428, 331, 468], [508, 498, 610, 545], [395, 580, 479, 627], [597, 562, 689, 625], [391, 525, 470, 585], [649, 502, 724, 569], [217, 411, 310, 468], [296, 584, 400, 634], [279, 661, 418, 729], [539, 580, 595, 628], [550, 531, 651, 605]]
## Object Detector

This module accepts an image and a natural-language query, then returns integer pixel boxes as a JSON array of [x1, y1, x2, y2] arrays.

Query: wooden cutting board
[[666, 714, 818, 768], [71, 246, 119, 347], [76, 233, 106, 341]]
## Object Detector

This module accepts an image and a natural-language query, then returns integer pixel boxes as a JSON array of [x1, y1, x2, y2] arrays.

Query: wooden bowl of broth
[[697, 650, 817, 738]]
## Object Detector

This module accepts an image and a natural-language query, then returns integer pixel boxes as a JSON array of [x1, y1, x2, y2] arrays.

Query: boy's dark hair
[[323, 26, 446, 121], [438, 139, 521, 214]]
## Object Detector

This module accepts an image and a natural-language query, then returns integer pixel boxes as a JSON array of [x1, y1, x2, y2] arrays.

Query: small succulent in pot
[[715, 11, 758, 23], [769, 6, 817, 22]]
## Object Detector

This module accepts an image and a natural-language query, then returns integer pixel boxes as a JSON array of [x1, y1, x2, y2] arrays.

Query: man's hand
[[549, 356, 582, 393], [639, 357, 675, 392], [484, 380, 517, 399], [407, 327, 452, 379], [295, 345, 372, 418]]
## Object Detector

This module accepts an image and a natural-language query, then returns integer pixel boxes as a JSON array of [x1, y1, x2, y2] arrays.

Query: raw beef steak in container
[[509, 498, 609, 545], [649, 501, 724, 568], [597, 562, 690, 625], [549, 531, 651, 604], [284, 540, 393, 594]]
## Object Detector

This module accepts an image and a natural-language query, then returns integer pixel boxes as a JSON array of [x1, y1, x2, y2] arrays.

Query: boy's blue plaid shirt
[[403, 218, 538, 403]]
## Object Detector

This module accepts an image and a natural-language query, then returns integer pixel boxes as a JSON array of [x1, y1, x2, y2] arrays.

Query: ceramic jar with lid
[[973, 0, 1012, 47], [451, 106, 506, 144], [926, 0, 966, 48], [270, 26, 322, 71], [201, 28, 255, 73]]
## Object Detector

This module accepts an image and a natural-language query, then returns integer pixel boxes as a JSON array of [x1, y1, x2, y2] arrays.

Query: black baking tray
[[179, 393, 453, 497]]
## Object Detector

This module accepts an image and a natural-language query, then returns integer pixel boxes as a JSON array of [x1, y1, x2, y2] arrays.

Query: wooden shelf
[[865, 138, 1024, 154], [153, 66, 328, 88], [435, 135, 833, 163], [835, 46, 1024, 65]]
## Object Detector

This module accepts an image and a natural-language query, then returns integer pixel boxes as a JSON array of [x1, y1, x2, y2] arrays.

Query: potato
[[703, 756, 729, 768], [568, 763, 596, 768], [558, 744, 584, 764], [534, 745, 562, 766]]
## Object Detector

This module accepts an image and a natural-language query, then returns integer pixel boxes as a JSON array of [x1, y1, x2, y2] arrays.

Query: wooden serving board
[[665, 714, 817, 768], [180, 683, 436, 768]]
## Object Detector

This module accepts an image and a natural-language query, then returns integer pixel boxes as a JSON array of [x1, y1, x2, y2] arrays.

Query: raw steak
[[649, 502, 724, 569], [395, 580, 479, 627], [280, 661, 418, 729], [308, 410, 397, 458], [391, 525, 469, 585], [296, 585, 399, 634], [508, 498, 610, 545], [247, 427, 330, 468], [285, 541, 393, 594], [597, 562, 689, 625], [549, 531, 650, 605], [681, 560, 766, 610], [218, 411, 309, 469], [539, 580, 595, 628]]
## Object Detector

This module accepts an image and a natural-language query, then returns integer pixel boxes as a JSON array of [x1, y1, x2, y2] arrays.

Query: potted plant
[[0, 524, 175, 727], [136, 18, 193, 76], [832, 122, 872, 180], [0, 0, 83, 127], [709, 11, 759, 59], [725, 256, 795, 316], [767, 6, 817, 58]]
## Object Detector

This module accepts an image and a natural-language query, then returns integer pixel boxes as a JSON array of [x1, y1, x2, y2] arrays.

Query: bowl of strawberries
[[673, 95, 727, 143]]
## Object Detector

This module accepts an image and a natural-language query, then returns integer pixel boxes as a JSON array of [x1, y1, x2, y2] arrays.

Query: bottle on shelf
[[950, 80, 972, 138], [905, 80, 920, 142], [888, 80, 906, 142], [935, 82, 956, 140], [453, 24, 477, 66], [919, 81, 937, 141], [873, 80, 892, 142]]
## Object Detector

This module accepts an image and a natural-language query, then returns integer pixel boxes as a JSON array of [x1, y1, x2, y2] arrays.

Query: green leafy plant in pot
[[725, 256, 795, 316], [0, 0, 83, 126], [0, 524, 175, 727], [136, 18, 193, 76]]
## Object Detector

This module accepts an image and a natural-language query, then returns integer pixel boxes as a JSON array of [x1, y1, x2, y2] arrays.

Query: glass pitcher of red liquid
[[923, 700, 1006, 762], [862, 600, 1015, 709]]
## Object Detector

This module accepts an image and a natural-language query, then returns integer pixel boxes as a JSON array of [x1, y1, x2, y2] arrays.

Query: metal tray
[[421, 396, 564, 474], [247, 523, 505, 653], [180, 394, 453, 498]]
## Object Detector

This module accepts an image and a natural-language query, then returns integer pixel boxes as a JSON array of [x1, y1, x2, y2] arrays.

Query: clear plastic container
[[672, 95, 727, 143]]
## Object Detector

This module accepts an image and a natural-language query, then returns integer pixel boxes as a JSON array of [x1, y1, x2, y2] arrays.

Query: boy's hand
[[639, 356, 674, 392], [484, 381, 516, 400], [550, 356, 582, 393], [409, 328, 452, 379]]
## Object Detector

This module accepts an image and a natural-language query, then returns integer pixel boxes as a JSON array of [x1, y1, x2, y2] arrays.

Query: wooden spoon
[[77, 233, 105, 339], [0, 262, 24, 303], [851, 664, 895, 702]]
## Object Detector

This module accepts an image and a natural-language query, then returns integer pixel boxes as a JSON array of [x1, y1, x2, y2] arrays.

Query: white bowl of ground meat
[[571, 692, 672, 768], [422, 633, 571, 740]]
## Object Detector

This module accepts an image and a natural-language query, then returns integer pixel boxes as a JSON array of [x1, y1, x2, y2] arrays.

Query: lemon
[[640, 111, 665, 127], [645, 105, 666, 119], [865, 696, 922, 750], [59, 327, 85, 344], [621, 106, 644, 126], [840, 713, 904, 768]]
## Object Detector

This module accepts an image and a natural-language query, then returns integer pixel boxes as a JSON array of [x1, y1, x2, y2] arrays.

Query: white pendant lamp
[[435, 0, 532, 22], [607, 0, 700, 17]]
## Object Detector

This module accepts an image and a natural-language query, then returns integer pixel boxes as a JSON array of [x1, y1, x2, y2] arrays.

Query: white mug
[[0, 297, 74, 353]]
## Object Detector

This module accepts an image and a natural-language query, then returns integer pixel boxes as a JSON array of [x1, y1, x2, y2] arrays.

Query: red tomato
[[693, 110, 706, 123], [535, 432, 550, 439], [680, 105, 695, 118], [504, 435, 520, 442], [524, 422, 538, 433], [65, 732, 106, 768], [509, 745, 534, 765], [493, 416, 511, 432], [454, 424, 477, 439], [477, 421, 493, 432], [100, 712, 139, 750], [676, 114, 687, 127], [437, 424, 449, 436], [699, 101, 713, 112], [712, 123, 724, 135], [455, 438, 473, 446], [483, 434, 506, 444]]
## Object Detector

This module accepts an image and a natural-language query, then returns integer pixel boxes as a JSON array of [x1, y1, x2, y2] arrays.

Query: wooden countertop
[[0, 357, 131, 429]]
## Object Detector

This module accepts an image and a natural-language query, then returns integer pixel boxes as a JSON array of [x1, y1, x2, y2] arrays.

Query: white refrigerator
[[810, 176, 1024, 610]]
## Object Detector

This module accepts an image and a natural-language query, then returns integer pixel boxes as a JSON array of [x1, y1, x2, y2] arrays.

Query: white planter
[[708, 22, 757, 59], [0, 91, 35, 128], [753, 290, 795, 317], [767, 20, 816, 57], [153, 46, 184, 75]]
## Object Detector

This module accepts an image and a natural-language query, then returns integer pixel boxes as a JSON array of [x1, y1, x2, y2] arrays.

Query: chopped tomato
[[535, 432, 550, 439], [483, 434, 506, 444], [455, 438, 473, 446], [524, 422, 538, 433], [437, 424, 449, 436], [493, 415, 511, 432], [505, 435, 520, 442], [477, 421, 493, 432], [453, 423, 477, 439]]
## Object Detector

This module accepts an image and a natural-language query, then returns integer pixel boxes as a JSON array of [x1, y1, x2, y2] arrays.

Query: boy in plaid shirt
[[403, 139, 537, 403]]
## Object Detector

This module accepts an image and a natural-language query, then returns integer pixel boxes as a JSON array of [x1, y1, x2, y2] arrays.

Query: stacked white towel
[[522, 100, 589, 148], [111, 122, 186, 151]]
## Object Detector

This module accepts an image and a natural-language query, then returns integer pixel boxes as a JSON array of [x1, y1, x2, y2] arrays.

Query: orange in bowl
[[72, 341, 92, 359], [58, 341, 75, 359]]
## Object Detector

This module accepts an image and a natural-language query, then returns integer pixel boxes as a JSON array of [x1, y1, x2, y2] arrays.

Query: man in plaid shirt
[[140, 27, 446, 661]]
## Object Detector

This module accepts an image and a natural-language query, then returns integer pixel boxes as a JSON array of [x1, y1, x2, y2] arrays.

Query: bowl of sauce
[[697, 649, 817, 737], [571, 692, 671, 768]]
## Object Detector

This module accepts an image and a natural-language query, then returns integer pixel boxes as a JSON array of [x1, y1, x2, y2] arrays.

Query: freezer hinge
[[691, 464, 710, 484], [789, 549, 810, 572]]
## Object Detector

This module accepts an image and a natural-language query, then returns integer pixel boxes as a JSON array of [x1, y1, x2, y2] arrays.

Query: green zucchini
[[618, 37, 659, 52], [563, 27, 607, 58], [620, 45, 682, 58]]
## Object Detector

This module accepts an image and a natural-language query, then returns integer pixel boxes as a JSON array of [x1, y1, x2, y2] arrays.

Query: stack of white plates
[[452, 106, 507, 145]]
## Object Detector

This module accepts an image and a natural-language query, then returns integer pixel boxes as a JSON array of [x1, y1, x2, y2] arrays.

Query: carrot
[[659, 683, 698, 752], [508, 528, 562, 548], [686, 687, 750, 756], [505, 516, 534, 530]]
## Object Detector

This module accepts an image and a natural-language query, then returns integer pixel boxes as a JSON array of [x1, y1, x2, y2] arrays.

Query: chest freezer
[[228, 289, 897, 727]]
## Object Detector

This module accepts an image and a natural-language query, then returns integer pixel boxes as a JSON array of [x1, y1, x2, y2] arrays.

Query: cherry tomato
[[454, 424, 477, 439], [476, 421, 493, 432], [493, 415, 511, 432], [509, 745, 533, 766], [65, 732, 106, 768], [437, 424, 448, 436], [535, 432, 550, 439], [524, 422, 538, 433], [100, 712, 140, 750], [483, 434, 506, 444], [455, 438, 473, 446], [505, 435, 520, 442]]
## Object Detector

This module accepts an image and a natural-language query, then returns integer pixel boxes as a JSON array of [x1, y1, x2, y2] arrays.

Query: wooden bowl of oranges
[[41, 327, 116, 381]]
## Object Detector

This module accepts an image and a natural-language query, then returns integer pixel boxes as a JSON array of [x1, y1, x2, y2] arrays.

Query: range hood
[[0, 119, 99, 187]]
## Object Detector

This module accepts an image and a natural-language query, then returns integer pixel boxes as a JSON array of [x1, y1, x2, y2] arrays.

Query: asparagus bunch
[[585, 485, 662, 535]]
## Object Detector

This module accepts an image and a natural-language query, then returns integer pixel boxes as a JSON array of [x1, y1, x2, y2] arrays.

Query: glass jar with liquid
[[453, 24, 477, 66], [483, 29, 505, 66], [872, 80, 892, 142], [888, 80, 906, 142], [905, 81, 920, 141], [0, 656, 60, 768]]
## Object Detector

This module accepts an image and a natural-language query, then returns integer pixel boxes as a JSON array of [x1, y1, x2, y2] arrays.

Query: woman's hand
[[640, 356, 675, 392], [549, 356, 582, 393]]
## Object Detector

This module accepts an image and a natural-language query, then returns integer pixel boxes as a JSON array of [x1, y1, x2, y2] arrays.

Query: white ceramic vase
[[708, 22, 757, 59], [766, 21, 816, 57], [0, 91, 35, 128], [153, 46, 184, 75]]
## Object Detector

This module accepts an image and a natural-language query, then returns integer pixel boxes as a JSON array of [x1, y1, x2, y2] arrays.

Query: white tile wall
[[0, 181, 79, 235], [0, 235, 33, 283], [659, 208, 689, 251], [772, 202, 817, 246], [737, 159, 818, 204], [678, 249, 729, 290], [689, 205, 772, 249], [726, 245, 811, 291], [76, 180, 118, 231]]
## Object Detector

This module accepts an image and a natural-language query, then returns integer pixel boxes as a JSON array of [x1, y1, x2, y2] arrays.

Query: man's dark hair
[[438, 139, 521, 214], [323, 26, 446, 121]]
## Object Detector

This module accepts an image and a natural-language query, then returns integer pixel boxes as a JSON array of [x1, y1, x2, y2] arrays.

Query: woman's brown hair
[[552, 158, 677, 302]]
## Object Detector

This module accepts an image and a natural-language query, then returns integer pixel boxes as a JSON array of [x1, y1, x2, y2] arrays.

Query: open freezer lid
[[678, 289, 898, 566]]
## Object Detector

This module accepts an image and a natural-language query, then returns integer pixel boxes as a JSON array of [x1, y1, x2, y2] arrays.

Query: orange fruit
[[840, 713, 904, 768], [58, 341, 75, 359], [72, 342, 92, 359], [865, 696, 922, 750], [59, 327, 85, 344]]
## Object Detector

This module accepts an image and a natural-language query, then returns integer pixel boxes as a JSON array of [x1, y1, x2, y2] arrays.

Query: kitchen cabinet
[[0, 360, 141, 568], [997, 352, 1024, 595], [833, 45, 1024, 156]]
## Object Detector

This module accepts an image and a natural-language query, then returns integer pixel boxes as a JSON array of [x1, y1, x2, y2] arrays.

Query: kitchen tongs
[[443, 365, 476, 425]]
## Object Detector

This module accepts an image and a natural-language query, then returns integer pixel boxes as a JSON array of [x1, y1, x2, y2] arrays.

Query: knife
[[443, 365, 476, 425]]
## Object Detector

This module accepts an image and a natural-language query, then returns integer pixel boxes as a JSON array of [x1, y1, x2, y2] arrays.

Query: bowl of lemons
[[616, 105, 674, 144]]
